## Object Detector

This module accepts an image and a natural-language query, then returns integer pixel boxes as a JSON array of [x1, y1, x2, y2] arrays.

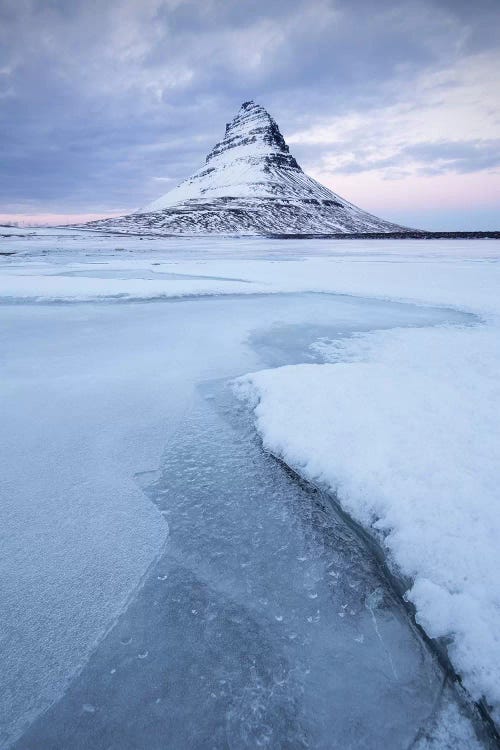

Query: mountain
[[85, 101, 409, 235]]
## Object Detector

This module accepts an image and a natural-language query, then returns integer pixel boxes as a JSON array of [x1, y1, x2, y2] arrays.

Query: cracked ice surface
[[1, 232, 498, 747], [13, 383, 484, 749]]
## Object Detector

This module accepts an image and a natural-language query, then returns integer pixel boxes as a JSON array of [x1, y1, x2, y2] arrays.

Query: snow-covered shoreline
[[2, 231, 500, 735], [234, 322, 500, 724]]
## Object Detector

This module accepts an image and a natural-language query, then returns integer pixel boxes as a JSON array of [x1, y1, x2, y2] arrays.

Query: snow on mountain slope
[[142, 101, 335, 210], [85, 101, 409, 235]]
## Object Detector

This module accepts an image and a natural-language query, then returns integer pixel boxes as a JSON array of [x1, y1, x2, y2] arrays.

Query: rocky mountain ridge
[[85, 101, 409, 235]]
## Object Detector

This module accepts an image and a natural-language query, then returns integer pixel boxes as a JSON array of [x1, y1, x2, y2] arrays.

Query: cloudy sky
[[1, 0, 499, 229]]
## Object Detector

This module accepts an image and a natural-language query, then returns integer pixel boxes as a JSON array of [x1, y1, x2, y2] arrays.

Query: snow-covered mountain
[[86, 101, 409, 235]]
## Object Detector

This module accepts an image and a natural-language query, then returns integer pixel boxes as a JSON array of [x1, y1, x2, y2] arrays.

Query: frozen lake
[[1, 285, 489, 748]]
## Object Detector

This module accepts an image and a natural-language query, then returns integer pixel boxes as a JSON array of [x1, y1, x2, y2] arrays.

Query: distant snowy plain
[[1, 227, 500, 746]]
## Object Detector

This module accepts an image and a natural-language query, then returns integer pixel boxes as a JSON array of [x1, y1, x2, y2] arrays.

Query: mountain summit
[[143, 100, 304, 212], [88, 101, 407, 234]]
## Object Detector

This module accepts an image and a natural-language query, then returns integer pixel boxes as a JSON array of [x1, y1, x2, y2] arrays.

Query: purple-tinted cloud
[[0, 0, 499, 228]]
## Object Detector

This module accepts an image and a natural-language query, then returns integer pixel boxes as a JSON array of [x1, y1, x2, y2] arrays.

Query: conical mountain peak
[[205, 100, 298, 168], [86, 100, 408, 234]]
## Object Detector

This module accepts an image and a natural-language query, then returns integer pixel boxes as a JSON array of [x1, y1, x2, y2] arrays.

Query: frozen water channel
[[0, 292, 488, 748]]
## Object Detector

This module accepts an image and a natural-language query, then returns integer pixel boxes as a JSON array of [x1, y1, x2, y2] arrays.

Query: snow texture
[[2, 230, 500, 739], [83, 101, 407, 235], [235, 324, 500, 715]]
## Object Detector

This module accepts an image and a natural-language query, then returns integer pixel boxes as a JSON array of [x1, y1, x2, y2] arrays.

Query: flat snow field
[[1, 229, 500, 746]]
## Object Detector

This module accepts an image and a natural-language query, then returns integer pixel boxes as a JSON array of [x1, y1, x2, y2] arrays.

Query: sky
[[0, 0, 499, 230]]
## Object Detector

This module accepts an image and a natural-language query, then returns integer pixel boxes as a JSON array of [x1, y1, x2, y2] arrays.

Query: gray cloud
[[0, 0, 499, 215], [313, 139, 500, 177], [408, 140, 500, 174]]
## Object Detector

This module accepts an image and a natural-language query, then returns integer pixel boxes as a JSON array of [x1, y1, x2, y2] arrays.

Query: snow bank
[[2, 238, 500, 316], [0, 273, 252, 301], [234, 323, 500, 717]]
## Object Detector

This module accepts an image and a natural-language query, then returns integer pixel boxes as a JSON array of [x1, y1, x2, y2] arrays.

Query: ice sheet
[[2, 231, 500, 745], [1, 290, 478, 746], [10, 311, 484, 750]]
